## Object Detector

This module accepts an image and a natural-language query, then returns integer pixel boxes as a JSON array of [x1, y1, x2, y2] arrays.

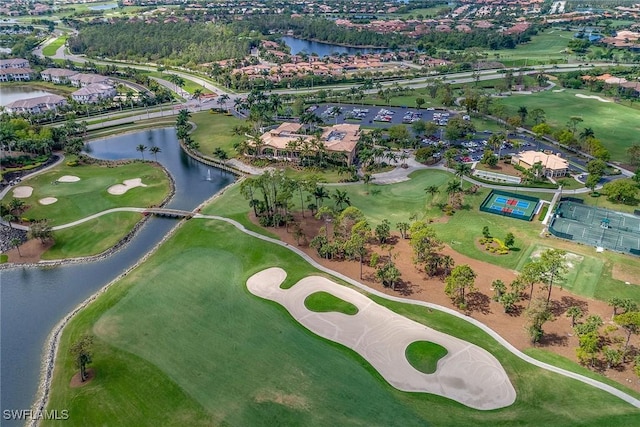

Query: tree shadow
[[539, 332, 569, 347], [506, 304, 524, 317], [466, 292, 492, 315], [551, 296, 589, 317], [391, 279, 417, 296]]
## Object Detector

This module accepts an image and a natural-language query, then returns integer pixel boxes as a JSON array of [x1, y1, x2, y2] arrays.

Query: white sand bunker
[[107, 178, 148, 195], [575, 94, 611, 103], [39, 197, 58, 205], [247, 268, 516, 410], [12, 186, 33, 198], [57, 175, 80, 183], [552, 88, 565, 93]]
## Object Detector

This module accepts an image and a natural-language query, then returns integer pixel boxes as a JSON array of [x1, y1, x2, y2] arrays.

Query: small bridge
[[143, 208, 195, 219]]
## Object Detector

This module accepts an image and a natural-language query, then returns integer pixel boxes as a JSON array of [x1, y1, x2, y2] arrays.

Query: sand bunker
[[247, 267, 516, 410], [12, 186, 33, 198], [107, 178, 148, 195], [39, 197, 58, 205], [575, 94, 611, 103], [552, 88, 565, 93], [58, 175, 80, 183]]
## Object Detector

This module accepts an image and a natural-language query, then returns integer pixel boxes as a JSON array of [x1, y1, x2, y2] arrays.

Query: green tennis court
[[480, 190, 540, 221], [549, 201, 640, 256]]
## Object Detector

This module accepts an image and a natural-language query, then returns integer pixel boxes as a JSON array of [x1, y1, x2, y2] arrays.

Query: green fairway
[[305, 291, 359, 315], [42, 35, 68, 57], [43, 211, 142, 259], [496, 89, 640, 162], [45, 217, 640, 426], [405, 341, 448, 374], [2, 160, 170, 226], [190, 111, 247, 159], [484, 29, 574, 65]]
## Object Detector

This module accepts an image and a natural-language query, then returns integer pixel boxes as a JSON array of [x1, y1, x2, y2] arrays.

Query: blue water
[[282, 36, 388, 57], [0, 128, 235, 425], [88, 3, 117, 10]]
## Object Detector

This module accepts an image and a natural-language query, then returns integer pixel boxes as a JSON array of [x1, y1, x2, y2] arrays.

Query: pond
[[88, 3, 118, 11], [0, 86, 58, 106], [0, 128, 235, 424], [281, 36, 389, 57]]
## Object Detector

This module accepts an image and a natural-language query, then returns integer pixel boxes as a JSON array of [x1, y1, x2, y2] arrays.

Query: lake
[[281, 36, 388, 57], [88, 3, 118, 10], [0, 86, 58, 106], [0, 128, 235, 425]]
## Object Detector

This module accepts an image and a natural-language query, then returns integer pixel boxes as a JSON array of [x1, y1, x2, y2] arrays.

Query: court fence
[[479, 189, 540, 222]]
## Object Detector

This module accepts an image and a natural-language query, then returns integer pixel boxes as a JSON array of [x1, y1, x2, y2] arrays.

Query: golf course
[[496, 89, 640, 162], [44, 215, 640, 426]]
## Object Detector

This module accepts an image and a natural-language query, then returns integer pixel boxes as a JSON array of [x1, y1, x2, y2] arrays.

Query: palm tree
[[11, 237, 21, 257], [454, 162, 471, 186], [517, 106, 528, 124], [332, 189, 351, 210], [446, 180, 462, 203], [136, 144, 148, 160], [313, 186, 329, 207], [192, 88, 203, 107], [149, 146, 161, 161], [425, 185, 439, 201]]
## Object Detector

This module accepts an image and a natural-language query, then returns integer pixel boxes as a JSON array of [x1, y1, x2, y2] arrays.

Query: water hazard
[[0, 128, 235, 423]]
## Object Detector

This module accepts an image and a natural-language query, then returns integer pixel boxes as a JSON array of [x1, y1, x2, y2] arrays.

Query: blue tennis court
[[480, 190, 540, 221]]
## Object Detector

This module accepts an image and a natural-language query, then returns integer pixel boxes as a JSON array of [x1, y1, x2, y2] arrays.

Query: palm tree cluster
[[357, 129, 397, 172], [175, 109, 198, 150]]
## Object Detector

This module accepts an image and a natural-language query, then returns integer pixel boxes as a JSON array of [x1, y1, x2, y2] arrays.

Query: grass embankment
[[305, 291, 359, 315], [496, 89, 640, 162], [190, 111, 246, 159], [46, 218, 640, 427], [405, 341, 448, 374], [42, 35, 68, 57]]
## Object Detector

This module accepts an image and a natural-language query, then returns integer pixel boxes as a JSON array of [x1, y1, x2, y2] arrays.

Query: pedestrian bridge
[[143, 208, 195, 219]]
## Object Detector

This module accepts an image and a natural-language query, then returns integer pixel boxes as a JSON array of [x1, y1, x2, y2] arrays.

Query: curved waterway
[[0, 128, 235, 423]]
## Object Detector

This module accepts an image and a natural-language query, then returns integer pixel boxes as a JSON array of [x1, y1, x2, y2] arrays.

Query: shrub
[[66, 160, 79, 167]]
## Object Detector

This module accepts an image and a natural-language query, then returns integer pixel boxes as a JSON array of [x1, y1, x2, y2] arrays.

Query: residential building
[[5, 95, 67, 115], [71, 83, 117, 103], [255, 122, 361, 165], [0, 58, 29, 69], [0, 67, 33, 82], [69, 73, 111, 88], [41, 68, 79, 84], [511, 150, 569, 178]]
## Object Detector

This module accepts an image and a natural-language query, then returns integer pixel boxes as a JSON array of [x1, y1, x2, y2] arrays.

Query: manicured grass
[[569, 193, 639, 214], [483, 29, 574, 64], [524, 348, 640, 398], [496, 89, 640, 162], [405, 341, 448, 374], [305, 291, 359, 315], [516, 244, 604, 298], [46, 219, 640, 427], [145, 71, 213, 96], [2, 160, 170, 226], [190, 111, 246, 159], [43, 211, 142, 259], [283, 166, 345, 184], [42, 35, 68, 57]]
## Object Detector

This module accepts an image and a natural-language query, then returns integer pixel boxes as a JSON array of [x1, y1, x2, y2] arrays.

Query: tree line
[[68, 21, 253, 66]]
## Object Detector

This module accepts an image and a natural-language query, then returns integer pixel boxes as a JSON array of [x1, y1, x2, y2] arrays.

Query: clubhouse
[[254, 122, 361, 165], [512, 150, 569, 178]]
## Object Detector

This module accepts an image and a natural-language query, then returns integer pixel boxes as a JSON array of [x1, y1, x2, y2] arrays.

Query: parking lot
[[313, 103, 457, 127], [309, 103, 588, 172]]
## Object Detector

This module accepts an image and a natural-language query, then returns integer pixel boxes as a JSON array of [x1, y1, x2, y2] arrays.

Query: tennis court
[[480, 190, 540, 221], [549, 201, 640, 255]]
